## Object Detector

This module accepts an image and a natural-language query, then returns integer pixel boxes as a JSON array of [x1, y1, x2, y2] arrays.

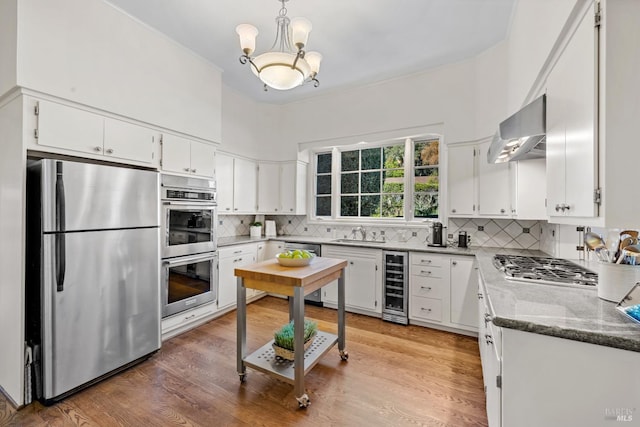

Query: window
[[313, 137, 440, 221]]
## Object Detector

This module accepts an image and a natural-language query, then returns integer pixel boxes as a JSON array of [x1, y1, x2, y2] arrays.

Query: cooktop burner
[[493, 254, 598, 288]]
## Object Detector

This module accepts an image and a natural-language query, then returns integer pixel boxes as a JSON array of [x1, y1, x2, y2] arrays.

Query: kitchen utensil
[[616, 236, 635, 263], [622, 244, 640, 265], [585, 232, 609, 262], [621, 230, 639, 241]]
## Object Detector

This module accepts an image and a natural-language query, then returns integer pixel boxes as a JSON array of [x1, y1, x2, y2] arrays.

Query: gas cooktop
[[493, 254, 598, 288]]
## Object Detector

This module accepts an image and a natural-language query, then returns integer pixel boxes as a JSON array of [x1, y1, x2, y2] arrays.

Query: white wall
[[220, 85, 283, 159], [506, 0, 577, 110], [0, 94, 26, 405], [0, 0, 17, 98], [15, 0, 222, 143]]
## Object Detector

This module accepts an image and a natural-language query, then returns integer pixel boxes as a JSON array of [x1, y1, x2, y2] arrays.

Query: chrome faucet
[[352, 226, 367, 241]]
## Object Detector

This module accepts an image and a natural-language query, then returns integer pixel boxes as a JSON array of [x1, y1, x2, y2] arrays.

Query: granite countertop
[[476, 252, 640, 352], [219, 234, 640, 352]]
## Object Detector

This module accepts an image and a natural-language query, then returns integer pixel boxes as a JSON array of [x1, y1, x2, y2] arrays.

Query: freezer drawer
[[40, 227, 160, 400]]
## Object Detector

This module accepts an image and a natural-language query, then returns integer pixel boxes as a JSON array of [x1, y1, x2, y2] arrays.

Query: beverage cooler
[[382, 251, 408, 325]]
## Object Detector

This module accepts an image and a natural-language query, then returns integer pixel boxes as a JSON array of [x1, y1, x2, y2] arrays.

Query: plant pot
[[272, 334, 316, 361], [249, 226, 262, 238]]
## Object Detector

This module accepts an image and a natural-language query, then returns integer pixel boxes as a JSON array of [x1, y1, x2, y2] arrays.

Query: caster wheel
[[339, 350, 349, 361], [239, 373, 246, 383], [296, 394, 310, 408]]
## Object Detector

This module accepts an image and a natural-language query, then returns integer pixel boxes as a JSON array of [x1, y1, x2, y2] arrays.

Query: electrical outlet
[[380, 230, 385, 235], [288, 220, 292, 224], [304, 227, 308, 231], [522, 228, 530, 234], [240, 220, 244, 224], [448, 234, 453, 239], [219, 220, 223, 225], [412, 231, 417, 237], [326, 228, 331, 232], [478, 225, 484, 231]]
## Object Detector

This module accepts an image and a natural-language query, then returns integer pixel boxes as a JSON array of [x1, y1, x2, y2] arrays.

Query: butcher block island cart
[[235, 257, 348, 408]]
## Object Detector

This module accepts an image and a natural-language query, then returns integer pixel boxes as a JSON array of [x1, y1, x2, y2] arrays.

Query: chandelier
[[235, 0, 322, 91]]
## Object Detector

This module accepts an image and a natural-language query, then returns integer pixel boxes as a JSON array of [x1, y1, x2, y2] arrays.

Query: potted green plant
[[272, 319, 317, 360], [249, 221, 262, 238]]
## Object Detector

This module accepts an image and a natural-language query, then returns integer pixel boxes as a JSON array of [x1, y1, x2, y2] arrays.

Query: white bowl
[[276, 253, 316, 267]]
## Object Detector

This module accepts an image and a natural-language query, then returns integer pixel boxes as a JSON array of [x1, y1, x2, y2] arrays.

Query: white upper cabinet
[[257, 162, 281, 213], [36, 99, 156, 165], [447, 144, 476, 216], [545, 2, 596, 219], [216, 153, 257, 214], [256, 161, 307, 215], [15, 0, 221, 142], [161, 134, 215, 179], [476, 141, 511, 217]]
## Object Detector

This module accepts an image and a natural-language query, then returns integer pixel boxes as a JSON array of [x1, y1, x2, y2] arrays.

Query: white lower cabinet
[[218, 244, 257, 309], [409, 252, 478, 333], [478, 273, 501, 427], [161, 302, 217, 341], [321, 245, 382, 315]]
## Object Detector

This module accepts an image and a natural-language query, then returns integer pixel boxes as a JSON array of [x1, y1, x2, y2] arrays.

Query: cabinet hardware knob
[[225, 207, 230, 211], [191, 169, 196, 173], [94, 146, 102, 152], [275, 209, 278, 212], [564, 204, 571, 211], [234, 208, 238, 211], [105, 148, 114, 154], [184, 168, 190, 172], [349, 261, 354, 265], [452, 261, 457, 266], [500, 208, 505, 213], [555, 204, 561, 212], [452, 209, 456, 213], [290, 208, 293, 211]]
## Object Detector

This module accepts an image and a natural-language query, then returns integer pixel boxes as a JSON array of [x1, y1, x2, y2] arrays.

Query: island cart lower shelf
[[243, 331, 338, 384], [234, 257, 348, 408]]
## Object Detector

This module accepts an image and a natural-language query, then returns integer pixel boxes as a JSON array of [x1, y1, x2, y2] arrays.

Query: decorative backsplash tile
[[219, 214, 543, 250]]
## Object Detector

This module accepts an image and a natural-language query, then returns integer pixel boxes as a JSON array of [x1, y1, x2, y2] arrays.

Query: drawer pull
[[421, 259, 432, 264], [420, 270, 432, 275], [184, 314, 196, 320], [420, 308, 432, 312], [421, 286, 432, 291]]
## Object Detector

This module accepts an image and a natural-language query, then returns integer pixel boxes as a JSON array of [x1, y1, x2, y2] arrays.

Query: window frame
[[310, 135, 442, 225]]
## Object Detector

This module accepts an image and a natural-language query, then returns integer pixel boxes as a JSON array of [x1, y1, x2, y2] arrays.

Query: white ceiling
[[104, 0, 516, 104]]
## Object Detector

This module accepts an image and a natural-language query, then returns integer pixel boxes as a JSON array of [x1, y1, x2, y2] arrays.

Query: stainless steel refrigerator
[[25, 158, 161, 405]]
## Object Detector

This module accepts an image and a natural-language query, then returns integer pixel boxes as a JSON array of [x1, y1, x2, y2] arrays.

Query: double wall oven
[[161, 174, 218, 317]]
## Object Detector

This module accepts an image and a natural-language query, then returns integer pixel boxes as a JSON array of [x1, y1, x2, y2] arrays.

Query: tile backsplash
[[219, 215, 544, 250]]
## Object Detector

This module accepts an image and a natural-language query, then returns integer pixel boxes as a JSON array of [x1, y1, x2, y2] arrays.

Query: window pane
[[414, 140, 439, 166], [340, 196, 358, 216], [361, 171, 380, 193], [317, 153, 332, 174], [381, 194, 404, 218], [316, 196, 331, 216], [383, 145, 404, 169], [414, 173, 439, 192], [341, 173, 358, 194], [317, 175, 332, 195], [361, 195, 380, 217], [383, 171, 404, 194], [361, 148, 381, 170], [414, 193, 439, 218], [341, 150, 359, 172]]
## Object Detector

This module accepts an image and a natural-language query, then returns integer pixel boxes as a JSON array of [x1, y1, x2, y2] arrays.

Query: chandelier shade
[[236, 0, 321, 91]]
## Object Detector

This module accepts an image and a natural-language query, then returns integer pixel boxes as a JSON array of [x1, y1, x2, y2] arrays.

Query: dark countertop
[[218, 234, 640, 352]]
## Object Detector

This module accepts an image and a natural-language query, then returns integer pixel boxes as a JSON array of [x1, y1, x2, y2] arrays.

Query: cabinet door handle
[[94, 146, 102, 152], [349, 261, 354, 265], [477, 292, 483, 299], [451, 208, 456, 213], [555, 204, 561, 212], [191, 169, 196, 173], [500, 208, 505, 214], [452, 260, 457, 266], [105, 148, 114, 154], [183, 167, 190, 172]]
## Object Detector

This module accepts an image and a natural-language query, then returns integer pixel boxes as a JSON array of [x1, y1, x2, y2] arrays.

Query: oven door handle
[[163, 253, 217, 266], [162, 201, 217, 208]]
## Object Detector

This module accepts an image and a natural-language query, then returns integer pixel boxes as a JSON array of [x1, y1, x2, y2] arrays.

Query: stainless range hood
[[487, 94, 546, 163]]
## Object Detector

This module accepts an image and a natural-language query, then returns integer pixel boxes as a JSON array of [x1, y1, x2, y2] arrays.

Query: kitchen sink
[[331, 238, 388, 245]]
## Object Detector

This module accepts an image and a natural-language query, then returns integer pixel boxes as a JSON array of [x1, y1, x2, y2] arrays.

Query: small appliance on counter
[[458, 231, 470, 248], [427, 222, 446, 247], [265, 220, 277, 237]]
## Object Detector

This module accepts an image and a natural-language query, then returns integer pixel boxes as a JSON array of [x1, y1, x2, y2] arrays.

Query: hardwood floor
[[1, 297, 488, 426]]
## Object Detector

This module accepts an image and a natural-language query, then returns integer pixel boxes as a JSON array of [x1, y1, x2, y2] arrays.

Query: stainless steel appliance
[[427, 222, 446, 247], [161, 174, 218, 317], [493, 254, 598, 288], [25, 159, 161, 405], [161, 174, 217, 258], [284, 242, 322, 305], [162, 252, 218, 317], [458, 231, 469, 248], [382, 251, 408, 324]]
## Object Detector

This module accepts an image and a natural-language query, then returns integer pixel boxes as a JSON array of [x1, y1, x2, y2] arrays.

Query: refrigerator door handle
[[55, 162, 66, 292]]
